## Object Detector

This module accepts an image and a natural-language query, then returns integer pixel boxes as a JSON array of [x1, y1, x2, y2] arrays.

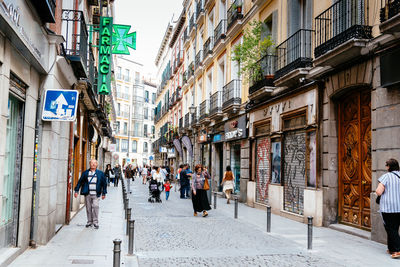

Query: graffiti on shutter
[[256, 137, 271, 204]]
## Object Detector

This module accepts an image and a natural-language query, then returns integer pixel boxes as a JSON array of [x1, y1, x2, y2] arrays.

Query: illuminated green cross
[[112, 24, 136, 54]]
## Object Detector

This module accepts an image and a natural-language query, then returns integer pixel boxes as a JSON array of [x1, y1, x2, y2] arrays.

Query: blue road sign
[[42, 89, 79, 121]]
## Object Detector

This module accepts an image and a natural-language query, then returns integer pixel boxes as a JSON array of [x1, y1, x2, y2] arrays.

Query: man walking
[[180, 164, 192, 198], [125, 164, 134, 193], [74, 159, 107, 229]]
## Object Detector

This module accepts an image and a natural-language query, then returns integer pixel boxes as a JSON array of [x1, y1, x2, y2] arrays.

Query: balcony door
[[219, 0, 227, 21]]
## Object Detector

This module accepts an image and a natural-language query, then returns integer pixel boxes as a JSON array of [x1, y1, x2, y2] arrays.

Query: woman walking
[[222, 166, 235, 204], [105, 164, 114, 186], [191, 164, 211, 217], [113, 164, 121, 187], [376, 158, 400, 259]]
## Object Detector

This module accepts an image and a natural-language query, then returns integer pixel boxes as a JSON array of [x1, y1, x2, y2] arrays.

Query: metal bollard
[[234, 196, 238, 219], [307, 216, 313, 250], [113, 239, 121, 267], [213, 192, 217, 209], [124, 198, 129, 218], [128, 219, 135, 255], [126, 208, 131, 235], [266, 205, 271, 233]]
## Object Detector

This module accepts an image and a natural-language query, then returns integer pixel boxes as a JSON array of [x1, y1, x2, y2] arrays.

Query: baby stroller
[[148, 179, 162, 203]]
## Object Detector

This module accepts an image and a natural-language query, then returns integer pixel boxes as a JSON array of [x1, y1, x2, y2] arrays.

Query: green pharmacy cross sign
[[98, 17, 136, 95]]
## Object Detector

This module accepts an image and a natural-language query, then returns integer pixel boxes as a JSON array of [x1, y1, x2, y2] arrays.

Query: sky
[[114, 0, 183, 79]]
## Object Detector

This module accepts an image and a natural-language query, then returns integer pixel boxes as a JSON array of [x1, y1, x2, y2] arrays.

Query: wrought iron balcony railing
[[214, 20, 227, 46], [176, 86, 182, 101], [189, 14, 196, 33], [62, 9, 89, 78], [195, 50, 203, 69], [249, 54, 276, 94], [196, 0, 205, 19], [223, 80, 241, 109], [275, 29, 313, 79], [227, 0, 243, 31], [179, 117, 183, 129], [315, 0, 372, 58], [185, 113, 190, 127], [204, 37, 214, 56], [184, 27, 189, 43], [199, 99, 210, 120], [190, 107, 198, 126], [182, 70, 188, 85], [177, 50, 184, 67], [381, 0, 400, 22], [210, 91, 223, 115]]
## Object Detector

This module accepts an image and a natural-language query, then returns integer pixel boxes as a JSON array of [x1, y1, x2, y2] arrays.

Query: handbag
[[203, 178, 210, 191], [109, 171, 115, 179]]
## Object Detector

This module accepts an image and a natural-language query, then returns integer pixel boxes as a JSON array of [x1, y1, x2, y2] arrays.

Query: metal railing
[[195, 50, 203, 69], [182, 70, 188, 85], [315, 0, 372, 58], [176, 86, 182, 101], [184, 27, 189, 43], [227, 0, 243, 31], [190, 107, 198, 126], [223, 80, 241, 109], [196, 0, 205, 18], [189, 14, 195, 33], [210, 91, 223, 115], [179, 117, 183, 129], [185, 113, 190, 127], [199, 99, 210, 120], [204, 37, 214, 55], [62, 9, 88, 77], [381, 0, 400, 22], [88, 46, 96, 95], [249, 54, 277, 94], [214, 19, 227, 46], [275, 29, 314, 79]]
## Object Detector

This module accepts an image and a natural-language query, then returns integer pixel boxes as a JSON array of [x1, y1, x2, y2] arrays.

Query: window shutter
[[288, 0, 300, 36], [272, 10, 278, 44]]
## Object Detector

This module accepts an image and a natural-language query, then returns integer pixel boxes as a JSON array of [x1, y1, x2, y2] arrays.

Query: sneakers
[[202, 211, 208, 217], [94, 224, 99, 229], [85, 223, 92, 228]]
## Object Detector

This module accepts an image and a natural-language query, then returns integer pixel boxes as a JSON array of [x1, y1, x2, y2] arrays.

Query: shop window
[[282, 113, 306, 131], [271, 141, 281, 184]]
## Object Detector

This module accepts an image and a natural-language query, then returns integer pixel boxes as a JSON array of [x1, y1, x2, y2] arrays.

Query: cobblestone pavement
[[129, 180, 342, 267]]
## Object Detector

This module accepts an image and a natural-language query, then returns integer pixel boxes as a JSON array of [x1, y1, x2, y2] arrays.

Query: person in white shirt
[[142, 166, 148, 184]]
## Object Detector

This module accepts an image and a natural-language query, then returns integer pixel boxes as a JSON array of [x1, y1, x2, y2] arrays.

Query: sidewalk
[[9, 183, 138, 267], [212, 194, 395, 267]]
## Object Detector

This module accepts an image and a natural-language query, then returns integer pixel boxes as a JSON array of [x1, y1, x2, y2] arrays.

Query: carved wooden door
[[339, 90, 371, 229]]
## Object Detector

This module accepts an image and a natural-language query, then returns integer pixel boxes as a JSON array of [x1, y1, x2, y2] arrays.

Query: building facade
[[0, 0, 117, 264], [153, 0, 400, 244], [114, 57, 156, 167]]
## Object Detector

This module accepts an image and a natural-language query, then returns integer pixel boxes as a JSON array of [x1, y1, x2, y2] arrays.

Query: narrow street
[[10, 178, 397, 266]]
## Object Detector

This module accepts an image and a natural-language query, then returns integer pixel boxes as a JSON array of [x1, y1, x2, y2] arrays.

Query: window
[[132, 140, 137, 153], [124, 86, 130, 100], [152, 93, 156, 104], [117, 103, 120, 116], [116, 121, 120, 133], [135, 72, 140, 84], [124, 69, 130, 82], [116, 138, 120, 152], [152, 126, 155, 136], [121, 139, 128, 152], [144, 142, 148, 153], [117, 67, 122, 79], [134, 122, 140, 136], [144, 108, 148, 120], [123, 122, 128, 135], [144, 124, 148, 137], [145, 90, 149, 103]]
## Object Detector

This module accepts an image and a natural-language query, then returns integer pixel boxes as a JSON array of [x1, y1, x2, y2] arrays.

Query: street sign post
[[42, 89, 79, 121]]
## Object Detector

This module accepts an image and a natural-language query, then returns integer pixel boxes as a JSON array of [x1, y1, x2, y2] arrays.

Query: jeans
[[166, 191, 170, 200], [180, 184, 190, 198]]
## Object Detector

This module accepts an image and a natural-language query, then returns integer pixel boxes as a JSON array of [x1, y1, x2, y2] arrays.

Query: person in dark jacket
[[105, 164, 114, 185], [74, 159, 107, 229], [113, 164, 122, 187]]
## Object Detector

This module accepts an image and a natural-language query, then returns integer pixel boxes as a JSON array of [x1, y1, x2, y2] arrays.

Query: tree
[[231, 20, 274, 83]]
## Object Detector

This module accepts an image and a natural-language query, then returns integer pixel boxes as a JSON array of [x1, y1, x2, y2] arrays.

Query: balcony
[[184, 28, 190, 47], [380, 0, 400, 33], [222, 80, 241, 112], [227, 0, 244, 35], [185, 113, 190, 128], [182, 70, 188, 90], [210, 91, 223, 119], [249, 54, 276, 97], [189, 14, 196, 37], [203, 37, 214, 66], [195, 50, 204, 74], [188, 62, 195, 84], [274, 29, 313, 86], [31, 0, 56, 23], [177, 50, 184, 67], [196, 0, 205, 24], [314, 0, 372, 67], [88, 0, 99, 5], [62, 10, 89, 78], [214, 20, 227, 55], [169, 92, 176, 108], [199, 99, 210, 122], [179, 117, 183, 131], [190, 107, 198, 126], [176, 86, 183, 102]]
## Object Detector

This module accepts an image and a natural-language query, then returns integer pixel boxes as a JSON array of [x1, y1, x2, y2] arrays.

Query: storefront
[[198, 130, 211, 168], [224, 115, 247, 195], [249, 87, 320, 224]]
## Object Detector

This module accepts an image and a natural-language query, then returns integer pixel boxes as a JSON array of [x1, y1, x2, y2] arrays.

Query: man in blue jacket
[[74, 159, 107, 229]]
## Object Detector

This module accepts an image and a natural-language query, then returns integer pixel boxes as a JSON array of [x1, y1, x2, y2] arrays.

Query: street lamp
[[189, 105, 196, 114]]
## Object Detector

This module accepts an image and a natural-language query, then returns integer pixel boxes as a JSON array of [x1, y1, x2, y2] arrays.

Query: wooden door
[[339, 90, 371, 229]]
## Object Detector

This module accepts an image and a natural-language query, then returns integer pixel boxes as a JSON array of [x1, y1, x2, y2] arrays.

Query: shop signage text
[[98, 16, 113, 95], [224, 115, 247, 141], [225, 128, 243, 140]]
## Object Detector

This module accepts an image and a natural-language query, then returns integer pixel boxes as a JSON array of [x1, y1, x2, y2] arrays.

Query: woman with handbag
[[191, 164, 211, 217], [222, 166, 235, 204], [105, 164, 114, 186], [376, 158, 400, 259]]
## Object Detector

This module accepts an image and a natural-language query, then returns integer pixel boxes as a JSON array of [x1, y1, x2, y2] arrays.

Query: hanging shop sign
[[167, 148, 175, 158], [42, 89, 79, 121], [224, 115, 247, 141], [159, 147, 167, 153], [181, 135, 193, 159], [98, 17, 137, 95]]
